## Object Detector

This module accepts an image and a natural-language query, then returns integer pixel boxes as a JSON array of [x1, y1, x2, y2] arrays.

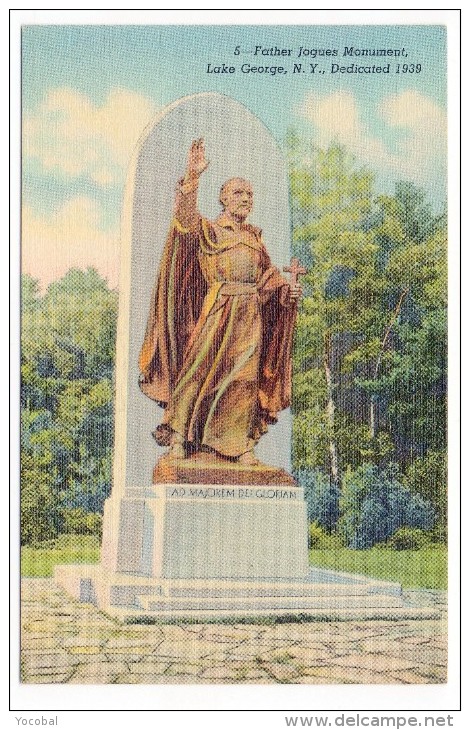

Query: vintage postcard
[[13, 8, 460, 717]]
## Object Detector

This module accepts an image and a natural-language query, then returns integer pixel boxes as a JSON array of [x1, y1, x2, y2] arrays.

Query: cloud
[[22, 197, 120, 290], [378, 90, 446, 181], [23, 87, 157, 186], [299, 90, 446, 187]]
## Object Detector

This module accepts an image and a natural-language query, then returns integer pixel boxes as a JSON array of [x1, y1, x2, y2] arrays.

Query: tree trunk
[[370, 397, 378, 441], [323, 331, 340, 487], [370, 288, 409, 438]]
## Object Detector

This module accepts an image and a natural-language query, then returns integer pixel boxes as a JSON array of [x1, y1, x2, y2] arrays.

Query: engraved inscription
[[167, 486, 298, 500]]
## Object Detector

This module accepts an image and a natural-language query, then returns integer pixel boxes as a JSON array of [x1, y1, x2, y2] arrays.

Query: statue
[[138, 139, 301, 469]]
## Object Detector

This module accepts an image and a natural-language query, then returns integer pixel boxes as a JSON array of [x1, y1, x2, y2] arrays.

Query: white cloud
[[299, 90, 446, 187], [22, 198, 120, 290], [378, 90, 447, 182], [23, 87, 157, 186]]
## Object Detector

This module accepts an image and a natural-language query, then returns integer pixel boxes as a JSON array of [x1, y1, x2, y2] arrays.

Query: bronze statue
[[139, 139, 301, 467]]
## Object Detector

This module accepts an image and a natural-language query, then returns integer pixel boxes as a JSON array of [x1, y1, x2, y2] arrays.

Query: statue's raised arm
[[174, 139, 209, 231]]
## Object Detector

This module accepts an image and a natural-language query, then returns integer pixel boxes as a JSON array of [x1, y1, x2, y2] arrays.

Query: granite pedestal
[[55, 477, 439, 622]]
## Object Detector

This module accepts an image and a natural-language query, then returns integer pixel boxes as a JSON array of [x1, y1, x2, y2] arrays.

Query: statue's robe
[[139, 176, 296, 458]]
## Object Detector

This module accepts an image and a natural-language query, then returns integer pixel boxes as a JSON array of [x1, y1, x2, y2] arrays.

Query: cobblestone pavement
[[20, 579, 447, 685]]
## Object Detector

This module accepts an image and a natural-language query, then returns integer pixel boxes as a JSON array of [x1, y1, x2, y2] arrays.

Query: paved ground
[[20, 579, 447, 685]]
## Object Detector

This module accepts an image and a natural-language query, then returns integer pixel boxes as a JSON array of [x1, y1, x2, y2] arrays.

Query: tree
[[288, 139, 447, 541], [21, 269, 118, 542], [21, 453, 61, 544], [289, 141, 380, 484], [405, 450, 447, 540], [357, 185, 447, 463]]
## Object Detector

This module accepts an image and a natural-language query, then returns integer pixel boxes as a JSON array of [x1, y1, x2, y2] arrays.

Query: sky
[[21, 24, 447, 290]]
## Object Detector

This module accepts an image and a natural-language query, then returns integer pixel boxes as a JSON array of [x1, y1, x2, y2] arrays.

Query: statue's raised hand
[[186, 138, 209, 178]]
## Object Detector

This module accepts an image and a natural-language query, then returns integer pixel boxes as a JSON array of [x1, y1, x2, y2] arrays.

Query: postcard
[[11, 7, 461, 722]]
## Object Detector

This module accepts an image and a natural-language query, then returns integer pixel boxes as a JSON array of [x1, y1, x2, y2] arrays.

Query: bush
[[62, 508, 102, 537], [308, 522, 326, 548], [429, 522, 447, 544], [339, 463, 435, 549], [309, 522, 343, 549], [405, 450, 447, 540], [385, 527, 431, 551], [295, 468, 340, 532], [21, 454, 61, 545]]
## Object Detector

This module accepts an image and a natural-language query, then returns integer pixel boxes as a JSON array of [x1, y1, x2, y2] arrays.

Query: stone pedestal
[[54, 476, 439, 622], [101, 481, 308, 580]]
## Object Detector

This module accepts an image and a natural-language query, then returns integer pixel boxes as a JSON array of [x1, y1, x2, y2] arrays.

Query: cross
[[283, 257, 307, 286]]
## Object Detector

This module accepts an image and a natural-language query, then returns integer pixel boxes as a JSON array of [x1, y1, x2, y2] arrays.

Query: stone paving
[[20, 579, 447, 685]]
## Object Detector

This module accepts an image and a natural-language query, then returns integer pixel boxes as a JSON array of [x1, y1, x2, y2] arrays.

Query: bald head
[[219, 178, 253, 221]]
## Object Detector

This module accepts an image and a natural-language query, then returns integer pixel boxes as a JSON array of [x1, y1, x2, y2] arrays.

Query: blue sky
[[22, 24, 447, 289]]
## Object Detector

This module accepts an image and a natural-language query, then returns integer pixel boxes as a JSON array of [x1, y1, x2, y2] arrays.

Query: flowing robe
[[139, 176, 297, 458]]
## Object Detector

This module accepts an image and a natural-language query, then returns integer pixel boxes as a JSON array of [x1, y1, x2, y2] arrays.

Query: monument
[[55, 93, 437, 621]]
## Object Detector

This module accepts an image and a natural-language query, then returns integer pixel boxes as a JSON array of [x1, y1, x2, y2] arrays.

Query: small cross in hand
[[283, 257, 306, 303]]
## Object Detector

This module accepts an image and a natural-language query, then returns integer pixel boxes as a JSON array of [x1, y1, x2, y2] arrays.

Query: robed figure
[[138, 140, 301, 466]]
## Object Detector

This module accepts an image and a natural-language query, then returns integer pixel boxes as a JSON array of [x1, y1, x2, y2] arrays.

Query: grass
[[20, 534, 447, 590], [21, 534, 100, 577], [310, 545, 447, 590]]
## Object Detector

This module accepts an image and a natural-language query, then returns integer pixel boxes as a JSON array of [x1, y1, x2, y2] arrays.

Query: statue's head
[[219, 178, 253, 221]]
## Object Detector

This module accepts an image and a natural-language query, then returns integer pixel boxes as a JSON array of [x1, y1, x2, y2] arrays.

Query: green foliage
[[21, 269, 117, 544], [308, 522, 343, 549], [289, 141, 383, 485], [296, 468, 340, 532], [332, 418, 394, 468], [20, 453, 61, 545], [377, 313, 447, 458], [428, 522, 447, 544], [309, 522, 326, 548], [292, 406, 328, 469], [365, 185, 447, 463], [405, 450, 447, 537], [22, 268, 118, 380], [62, 508, 102, 537], [288, 135, 447, 544], [384, 527, 431, 551], [338, 462, 435, 549]]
